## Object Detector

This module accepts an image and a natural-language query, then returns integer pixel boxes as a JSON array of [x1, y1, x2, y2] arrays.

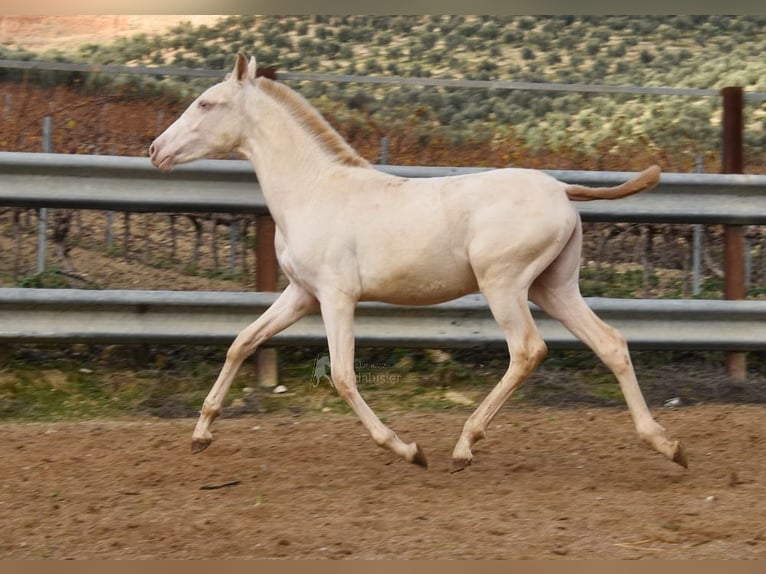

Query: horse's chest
[[275, 237, 348, 289], [274, 240, 304, 282]]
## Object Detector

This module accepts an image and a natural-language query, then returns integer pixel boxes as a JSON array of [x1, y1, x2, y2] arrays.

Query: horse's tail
[[564, 165, 660, 202]]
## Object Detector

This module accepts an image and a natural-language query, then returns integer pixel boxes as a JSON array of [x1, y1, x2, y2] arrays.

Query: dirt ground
[[1, 404, 764, 559]]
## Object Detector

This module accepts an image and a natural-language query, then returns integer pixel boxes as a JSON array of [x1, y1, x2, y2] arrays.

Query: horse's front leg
[[192, 283, 318, 453], [320, 294, 427, 468]]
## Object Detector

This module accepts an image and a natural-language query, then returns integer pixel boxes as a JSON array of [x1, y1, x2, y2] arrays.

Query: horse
[[150, 53, 687, 472]]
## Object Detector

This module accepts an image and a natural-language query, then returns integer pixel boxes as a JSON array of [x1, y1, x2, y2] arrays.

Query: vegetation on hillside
[[3, 15, 766, 165]]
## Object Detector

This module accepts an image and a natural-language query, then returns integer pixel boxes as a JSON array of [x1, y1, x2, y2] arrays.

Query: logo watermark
[[310, 353, 401, 387]]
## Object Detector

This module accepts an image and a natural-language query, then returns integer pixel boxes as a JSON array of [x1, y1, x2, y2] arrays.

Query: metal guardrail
[[0, 152, 265, 214], [1, 288, 766, 351], [2, 153, 766, 353], [3, 152, 766, 224]]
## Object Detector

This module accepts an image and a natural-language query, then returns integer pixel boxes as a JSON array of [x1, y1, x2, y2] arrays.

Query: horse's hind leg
[[320, 293, 427, 468], [452, 289, 547, 472], [529, 221, 687, 468], [191, 283, 318, 453]]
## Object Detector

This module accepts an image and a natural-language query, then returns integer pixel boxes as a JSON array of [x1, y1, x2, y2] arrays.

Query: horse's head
[[150, 53, 255, 172]]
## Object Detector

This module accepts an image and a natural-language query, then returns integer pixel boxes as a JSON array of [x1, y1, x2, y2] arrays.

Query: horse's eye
[[198, 100, 213, 110]]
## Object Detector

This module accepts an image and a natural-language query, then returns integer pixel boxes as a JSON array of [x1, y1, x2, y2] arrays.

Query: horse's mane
[[256, 77, 371, 169]]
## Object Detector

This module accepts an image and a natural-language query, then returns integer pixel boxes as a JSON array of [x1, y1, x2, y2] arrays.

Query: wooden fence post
[[721, 86, 747, 382], [255, 214, 279, 387]]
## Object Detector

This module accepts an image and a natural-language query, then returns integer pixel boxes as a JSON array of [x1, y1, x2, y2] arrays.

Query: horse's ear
[[233, 52, 249, 82], [247, 56, 257, 80]]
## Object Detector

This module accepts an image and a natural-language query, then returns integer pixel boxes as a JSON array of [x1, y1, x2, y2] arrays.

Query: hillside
[[3, 15, 766, 162]]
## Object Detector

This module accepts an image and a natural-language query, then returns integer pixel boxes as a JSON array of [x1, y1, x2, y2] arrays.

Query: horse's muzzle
[[148, 141, 173, 172], [148, 141, 159, 165]]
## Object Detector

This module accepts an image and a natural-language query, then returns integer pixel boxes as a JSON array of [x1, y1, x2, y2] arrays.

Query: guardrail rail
[[2, 288, 766, 351]]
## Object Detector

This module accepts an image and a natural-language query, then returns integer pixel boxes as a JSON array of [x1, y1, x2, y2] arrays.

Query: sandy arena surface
[[1, 404, 764, 559]]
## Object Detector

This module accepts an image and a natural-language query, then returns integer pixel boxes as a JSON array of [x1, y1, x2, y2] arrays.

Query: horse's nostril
[[149, 143, 156, 157]]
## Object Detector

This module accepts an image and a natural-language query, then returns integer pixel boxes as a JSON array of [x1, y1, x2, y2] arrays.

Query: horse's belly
[[359, 260, 478, 305]]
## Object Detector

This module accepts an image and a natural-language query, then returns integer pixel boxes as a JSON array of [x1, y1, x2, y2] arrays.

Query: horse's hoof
[[450, 457, 472, 474], [411, 444, 428, 469], [191, 438, 211, 454], [671, 442, 688, 469]]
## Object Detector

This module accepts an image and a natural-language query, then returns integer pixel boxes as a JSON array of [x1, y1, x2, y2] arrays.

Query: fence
[[2, 153, 766, 360], [3, 152, 766, 223], [2, 288, 766, 351], [3, 58, 766, 102]]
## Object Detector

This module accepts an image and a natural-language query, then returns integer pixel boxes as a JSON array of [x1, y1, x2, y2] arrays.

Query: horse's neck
[[236, 88, 344, 219]]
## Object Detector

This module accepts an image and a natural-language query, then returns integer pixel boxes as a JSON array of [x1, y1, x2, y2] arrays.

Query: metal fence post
[[255, 214, 279, 387], [380, 136, 389, 165], [37, 116, 53, 274], [692, 154, 703, 296], [721, 86, 747, 382]]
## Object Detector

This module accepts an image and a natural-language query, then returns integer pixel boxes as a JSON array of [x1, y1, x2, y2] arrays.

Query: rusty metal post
[[721, 86, 747, 382], [255, 214, 279, 387]]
